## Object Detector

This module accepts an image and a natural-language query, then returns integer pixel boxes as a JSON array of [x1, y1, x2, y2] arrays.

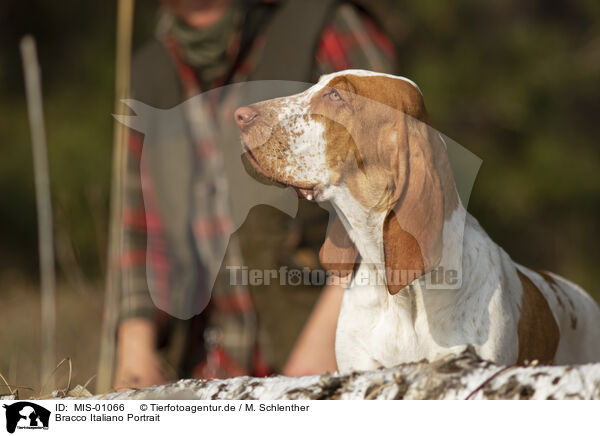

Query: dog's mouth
[[242, 144, 318, 201], [294, 186, 317, 201], [242, 144, 271, 179]]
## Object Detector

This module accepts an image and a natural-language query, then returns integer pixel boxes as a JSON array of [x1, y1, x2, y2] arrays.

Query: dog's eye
[[328, 90, 342, 101]]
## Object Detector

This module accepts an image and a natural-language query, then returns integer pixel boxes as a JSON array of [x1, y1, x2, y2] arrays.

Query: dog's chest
[[334, 264, 467, 371]]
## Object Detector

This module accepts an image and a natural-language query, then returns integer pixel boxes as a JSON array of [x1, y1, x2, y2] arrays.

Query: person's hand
[[114, 318, 166, 391]]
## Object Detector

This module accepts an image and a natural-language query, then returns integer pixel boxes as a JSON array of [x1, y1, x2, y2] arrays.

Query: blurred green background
[[0, 0, 598, 392]]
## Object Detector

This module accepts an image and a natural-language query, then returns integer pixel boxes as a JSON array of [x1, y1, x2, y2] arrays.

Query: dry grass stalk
[[97, 0, 136, 394], [0, 371, 15, 396], [39, 357, 72, 398], [20, 35, 57, 394]]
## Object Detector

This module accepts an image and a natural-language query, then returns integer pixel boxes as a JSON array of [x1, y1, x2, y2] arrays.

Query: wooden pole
[[97, 0, 135, 393], [20, 35, 57, 394]]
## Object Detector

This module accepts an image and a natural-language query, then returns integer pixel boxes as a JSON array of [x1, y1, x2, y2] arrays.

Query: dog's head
[[236, 70, 458, 293]]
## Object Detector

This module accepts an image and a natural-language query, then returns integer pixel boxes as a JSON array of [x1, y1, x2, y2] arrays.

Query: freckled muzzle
[[235, 100, 319, 200], [235, 103, 279, 176]]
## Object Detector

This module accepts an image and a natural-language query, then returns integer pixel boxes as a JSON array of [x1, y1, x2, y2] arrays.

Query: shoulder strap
[[131, 38, 183, 108], [250, 0, 340, 82]]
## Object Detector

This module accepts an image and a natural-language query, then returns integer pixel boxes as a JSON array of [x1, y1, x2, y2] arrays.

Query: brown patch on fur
[[538, 270, 578, 330], [319, 215, 357, 277], [383, 208, 425, 294], [517, 270, 560, 364]]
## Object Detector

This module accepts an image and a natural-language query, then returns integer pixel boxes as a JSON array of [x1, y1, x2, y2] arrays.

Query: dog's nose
[[235, 106, 259, 128]]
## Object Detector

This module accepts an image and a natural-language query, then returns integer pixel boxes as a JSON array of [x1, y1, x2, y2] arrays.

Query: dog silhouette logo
[[2, 402, 50, 433]]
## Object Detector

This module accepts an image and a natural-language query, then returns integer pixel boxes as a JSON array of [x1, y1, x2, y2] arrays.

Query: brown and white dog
[[235, 69, 600, 371]]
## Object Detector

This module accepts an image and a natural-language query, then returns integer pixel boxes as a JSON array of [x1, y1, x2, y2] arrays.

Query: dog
[[235, 69, 600, 371]]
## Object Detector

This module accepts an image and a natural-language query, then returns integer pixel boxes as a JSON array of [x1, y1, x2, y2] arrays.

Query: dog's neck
[[323, 184, 387, 272], [323, 182, 469, 296]]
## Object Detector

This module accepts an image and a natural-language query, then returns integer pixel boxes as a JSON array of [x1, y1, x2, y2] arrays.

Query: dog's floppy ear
[[382, 117, 445, 294], [319, 213, 357, 277]]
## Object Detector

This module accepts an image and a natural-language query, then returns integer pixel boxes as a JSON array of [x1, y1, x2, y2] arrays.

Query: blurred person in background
[[114, 0, 397, 389]]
